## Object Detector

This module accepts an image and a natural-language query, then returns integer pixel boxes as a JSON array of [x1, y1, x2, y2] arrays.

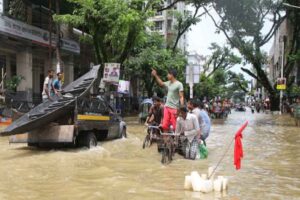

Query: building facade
[[268, 18, 300, 87], [0, 0, 93, 103], [148, 0, 187, 52]]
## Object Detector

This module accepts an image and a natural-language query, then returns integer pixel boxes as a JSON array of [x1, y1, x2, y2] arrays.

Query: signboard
[[185, 65, 200, 84], [103, 63, 120, 83], [0, 0, 3, 14], [0, 16, 80, 54], [118, 80, 130, 94], [276, 78, 286, 90]]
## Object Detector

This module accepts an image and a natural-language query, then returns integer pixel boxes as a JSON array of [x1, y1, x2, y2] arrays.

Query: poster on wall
[[103, 63, 120, 83], [118, 80, 130, 94]]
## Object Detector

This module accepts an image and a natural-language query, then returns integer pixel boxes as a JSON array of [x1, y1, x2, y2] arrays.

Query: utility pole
[[48, 0, 52, 69], [55, 0, 61, 73], [279, 36, 285, 114]]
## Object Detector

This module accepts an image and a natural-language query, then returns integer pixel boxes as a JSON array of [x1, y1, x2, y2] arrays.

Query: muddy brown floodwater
[[0, 110, 299, 200]]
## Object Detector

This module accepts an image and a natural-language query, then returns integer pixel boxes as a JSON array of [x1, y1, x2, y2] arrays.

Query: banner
[[0, 16, 80, 54], [118, 80, 130, 94], [276, 78, 286, 90], [185, 65, 200, 84], [103, 63, 120, 83]]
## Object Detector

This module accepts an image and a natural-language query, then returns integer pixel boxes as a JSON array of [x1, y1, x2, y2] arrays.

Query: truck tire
[[77, 132, 97, 148]]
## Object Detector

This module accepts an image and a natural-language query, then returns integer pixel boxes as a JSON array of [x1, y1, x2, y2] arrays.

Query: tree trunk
[[269, 93, 280, 111]]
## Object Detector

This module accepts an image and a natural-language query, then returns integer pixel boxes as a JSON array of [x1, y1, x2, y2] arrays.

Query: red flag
[[234, 121, 248, 170]]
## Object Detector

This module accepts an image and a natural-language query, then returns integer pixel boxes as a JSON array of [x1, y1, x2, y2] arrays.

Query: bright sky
[[187, 8, 273, 80]]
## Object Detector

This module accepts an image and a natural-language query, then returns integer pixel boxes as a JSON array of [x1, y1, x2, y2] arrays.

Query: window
[[151, 21, 163, 31], [167, 19, 172, 30]]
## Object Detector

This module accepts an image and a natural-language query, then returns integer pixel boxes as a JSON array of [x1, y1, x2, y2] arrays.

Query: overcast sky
[[187, 8, 274, 80]]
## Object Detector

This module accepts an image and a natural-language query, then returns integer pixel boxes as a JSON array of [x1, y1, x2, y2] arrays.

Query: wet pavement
[[0, 109, 299, 200]]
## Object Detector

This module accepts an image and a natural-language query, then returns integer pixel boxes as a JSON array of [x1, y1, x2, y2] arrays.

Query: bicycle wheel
[[167, 138, 174, 162], [142, 134, 150, 149], [161, 146, 167, 164]]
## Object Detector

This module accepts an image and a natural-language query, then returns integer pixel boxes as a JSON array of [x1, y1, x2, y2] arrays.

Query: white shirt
[[175, 113, 200, 142], [42, 76, 53, 98]]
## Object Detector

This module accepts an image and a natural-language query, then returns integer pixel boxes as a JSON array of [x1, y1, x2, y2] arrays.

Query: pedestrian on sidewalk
[[152, 68, 184, 131], [53, 72, 63, 92], [42, 69, 56, 102]]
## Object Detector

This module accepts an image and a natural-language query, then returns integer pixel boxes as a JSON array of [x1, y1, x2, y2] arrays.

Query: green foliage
[[54, 0, 159, 66], [5, 75, 24, 91], [206, 0, 285, 110], [124, 33, 187, 97], [204, 43, 241, 77], [194, 69, 249, 100], [8, 0, 27, 21]]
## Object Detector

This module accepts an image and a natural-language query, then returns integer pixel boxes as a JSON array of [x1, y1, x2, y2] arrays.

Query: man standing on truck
[[152, 68, 184, 131], [42, 69, 56, 102]]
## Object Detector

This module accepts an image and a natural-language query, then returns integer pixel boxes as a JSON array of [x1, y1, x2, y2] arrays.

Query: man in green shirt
[[152, 68, 184, 131]]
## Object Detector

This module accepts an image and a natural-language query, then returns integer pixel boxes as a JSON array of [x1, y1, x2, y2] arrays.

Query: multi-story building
[[148, 0, 187, 52], [0, 0, 94, 103], [268, 18, 300, 86]]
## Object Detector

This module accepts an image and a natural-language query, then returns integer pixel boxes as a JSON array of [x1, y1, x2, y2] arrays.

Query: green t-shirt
[[164, 80, 184, 109]]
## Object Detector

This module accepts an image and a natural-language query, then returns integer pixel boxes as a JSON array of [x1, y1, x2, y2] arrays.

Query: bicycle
[[142, 125, 161, 149]]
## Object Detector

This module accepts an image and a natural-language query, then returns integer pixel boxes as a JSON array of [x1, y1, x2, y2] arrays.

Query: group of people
[[42, 70, 63, 102], [145, 68, 211, 160]]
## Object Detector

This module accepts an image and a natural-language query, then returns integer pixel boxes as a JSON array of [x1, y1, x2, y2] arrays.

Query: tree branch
[[158, 0, 183, 12], [241, 67, 259, 80]]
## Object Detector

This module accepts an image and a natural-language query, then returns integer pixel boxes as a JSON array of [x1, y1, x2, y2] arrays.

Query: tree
[[284, 0, 300, 82], [124, 33, 187, 97], [203, 43, 241, 78], [204, 0, 286, 111], [54, 0, 158, 71]]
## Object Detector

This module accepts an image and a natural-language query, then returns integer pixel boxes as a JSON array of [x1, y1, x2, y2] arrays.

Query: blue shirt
[[53, 79, 62, 90], [199, 109, 211, 134]]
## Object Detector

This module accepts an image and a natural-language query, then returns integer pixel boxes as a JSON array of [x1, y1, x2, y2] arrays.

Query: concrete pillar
[[63, 55, 74, 85], [17, 47, 33, 100], [5, 54, 11, 79]]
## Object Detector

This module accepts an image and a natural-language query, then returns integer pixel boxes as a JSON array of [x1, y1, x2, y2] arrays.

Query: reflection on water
[[0, 111, 299, 200]]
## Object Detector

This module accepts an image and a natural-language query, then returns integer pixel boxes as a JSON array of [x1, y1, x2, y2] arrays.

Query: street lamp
[[283, 3, 300, 9]]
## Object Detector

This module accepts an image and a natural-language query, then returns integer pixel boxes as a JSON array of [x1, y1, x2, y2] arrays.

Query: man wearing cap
[[152, 68, 184, 131]]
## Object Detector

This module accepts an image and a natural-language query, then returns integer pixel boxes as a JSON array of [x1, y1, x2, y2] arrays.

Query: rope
[[207, 121, 248, 179], [208, 136, 235, 180]]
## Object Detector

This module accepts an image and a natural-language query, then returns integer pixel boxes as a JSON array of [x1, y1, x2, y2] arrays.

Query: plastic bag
[[199, 143, 208, 159]]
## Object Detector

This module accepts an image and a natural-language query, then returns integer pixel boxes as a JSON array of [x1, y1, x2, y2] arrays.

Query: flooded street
[[0, 110, 299, 200]]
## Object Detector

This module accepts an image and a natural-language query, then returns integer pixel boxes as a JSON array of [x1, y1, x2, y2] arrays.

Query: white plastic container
[[213, 179, 223, 192], [201, 180, 213, 193], [222, 178, 228, 190], [184, 176, 193, 190], [208, 167, 214, 179], [191, 171, 203, 192], [201, 174, 208, 180]]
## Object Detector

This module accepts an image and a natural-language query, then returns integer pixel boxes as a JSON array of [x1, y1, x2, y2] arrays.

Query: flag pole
[[208, 121, 248, 179]]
